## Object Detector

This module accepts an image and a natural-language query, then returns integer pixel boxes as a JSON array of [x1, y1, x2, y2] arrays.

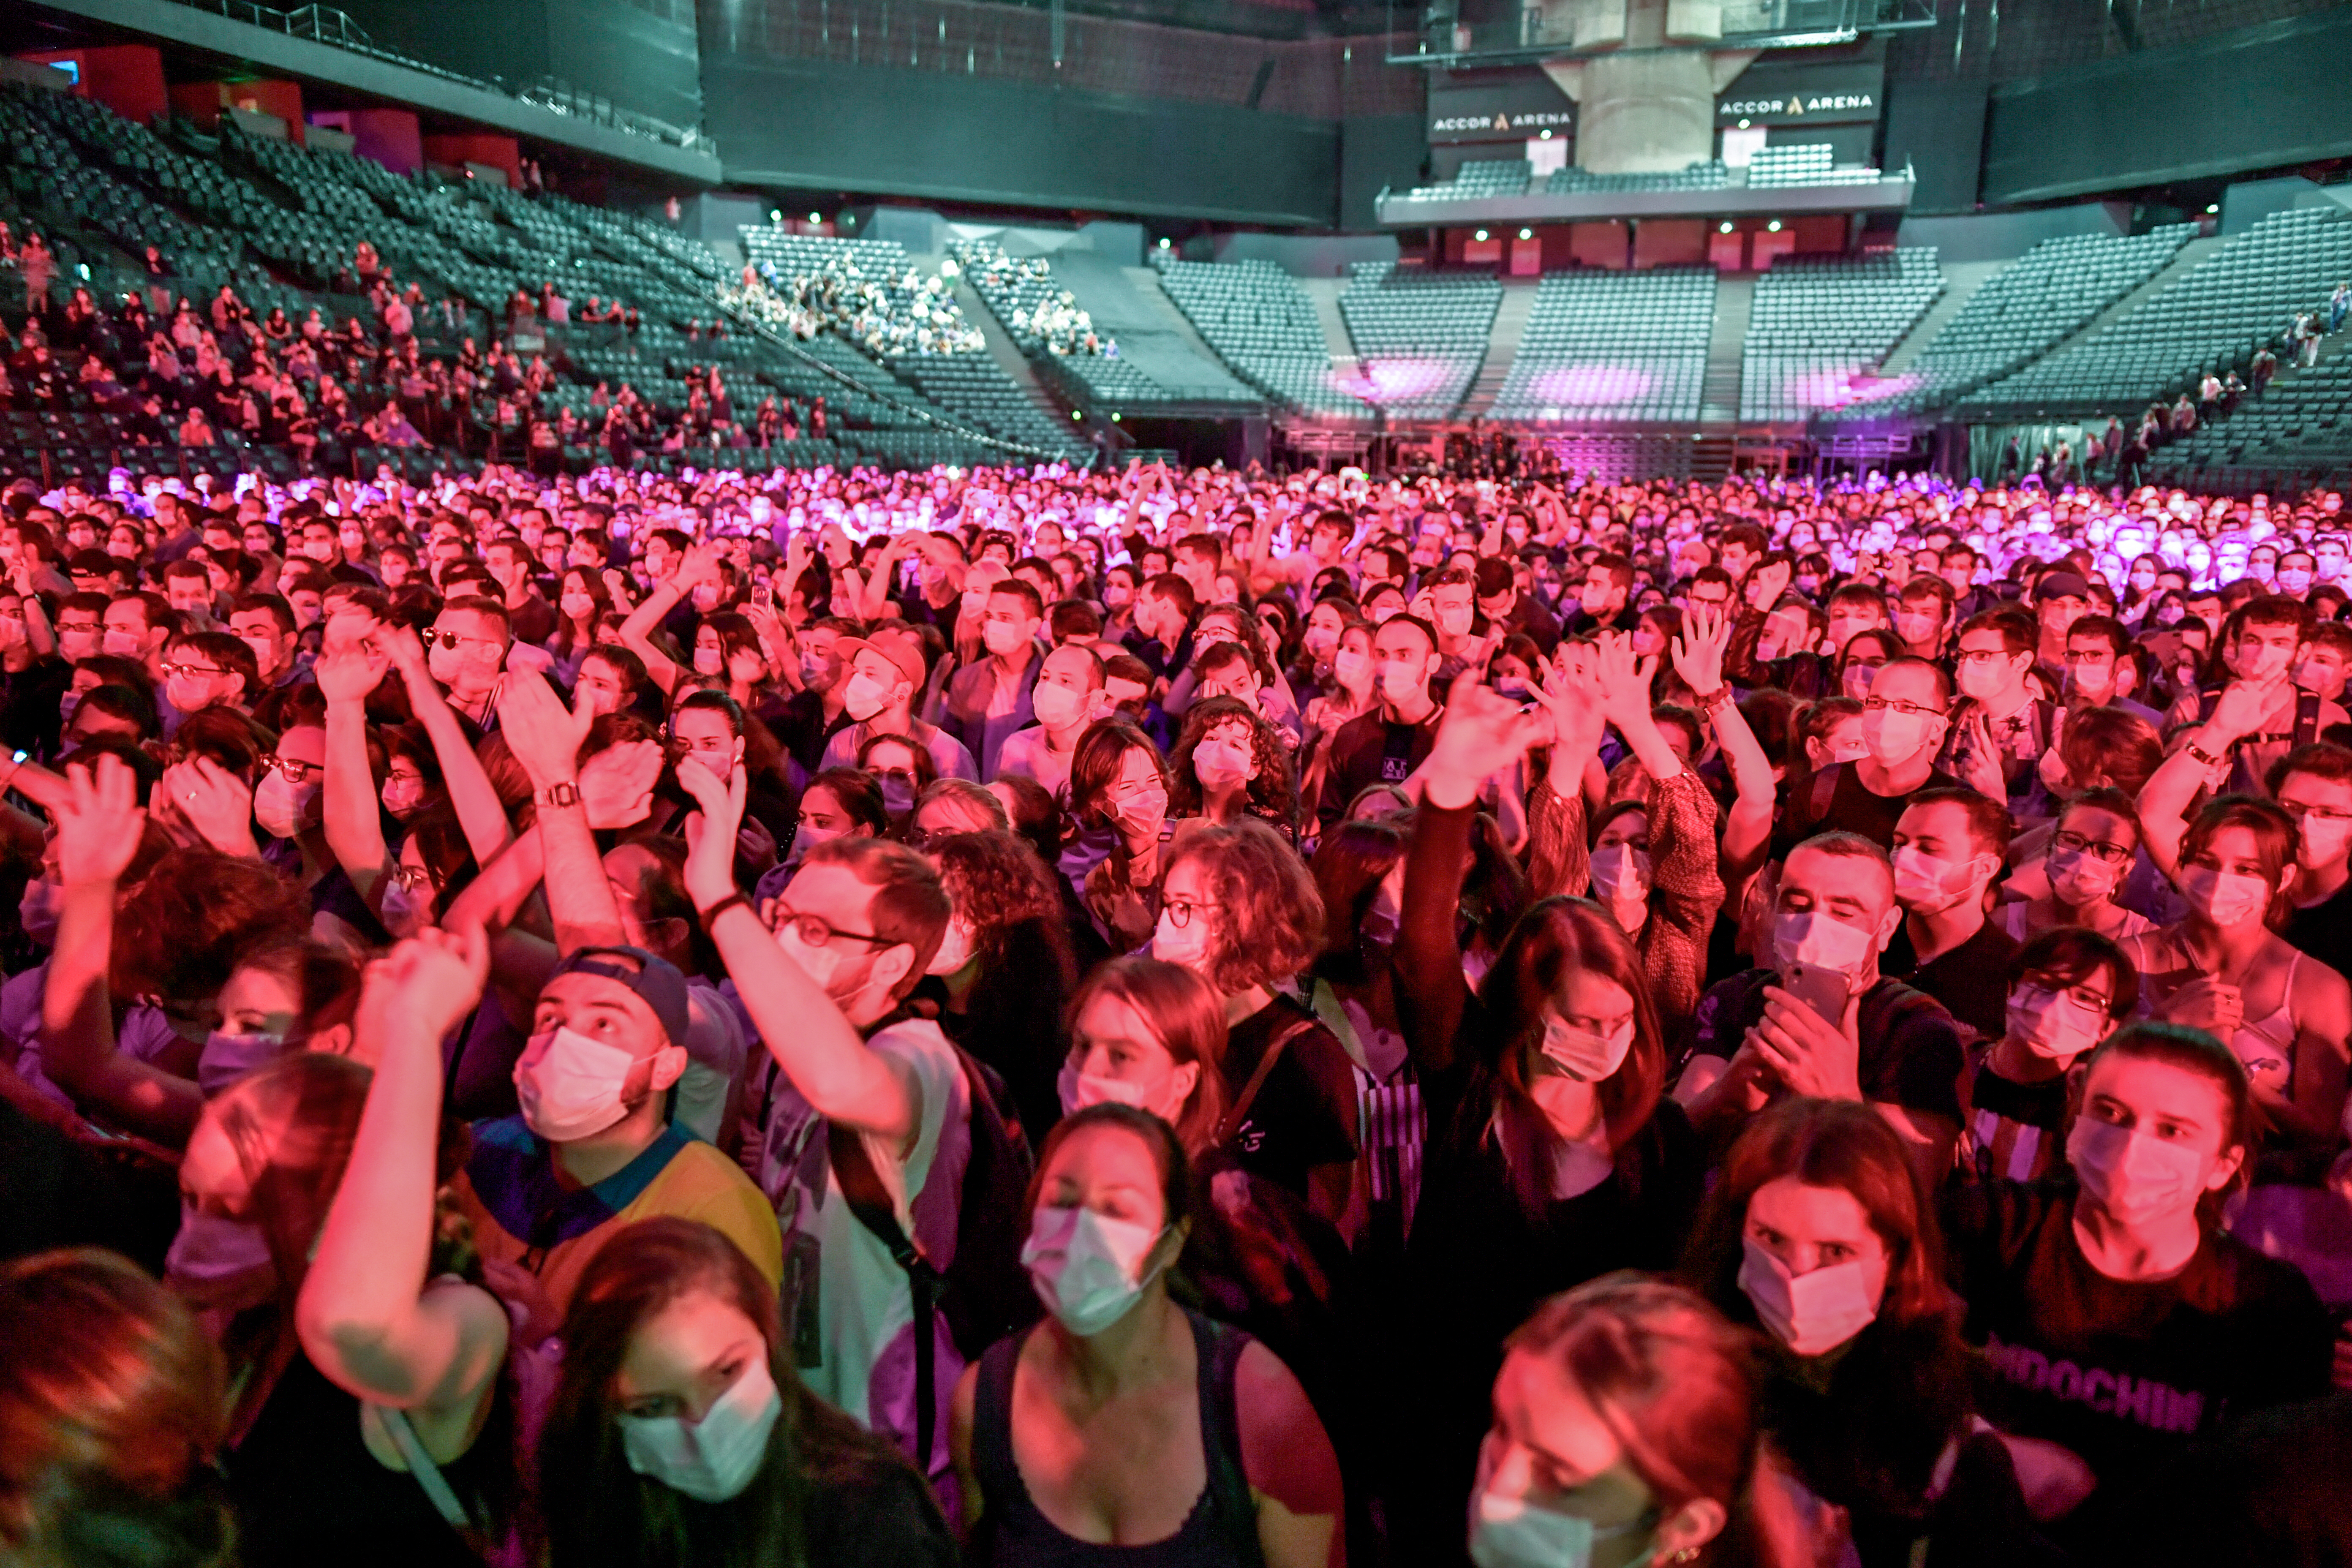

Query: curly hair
[[1163, 819, 1324, 997], [1167, 696, 1299, 830], [112, 848, 313, 1006], [932, 829, 1062, 936]]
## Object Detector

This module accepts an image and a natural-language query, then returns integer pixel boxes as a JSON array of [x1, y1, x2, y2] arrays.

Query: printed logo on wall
[[1715, 61, 1886, 126], [1427, 71, 1578, 144]]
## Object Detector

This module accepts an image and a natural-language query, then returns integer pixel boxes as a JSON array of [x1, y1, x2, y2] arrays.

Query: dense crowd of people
[[732, 258, 988, 360], [6, 452, 2352, 1568]]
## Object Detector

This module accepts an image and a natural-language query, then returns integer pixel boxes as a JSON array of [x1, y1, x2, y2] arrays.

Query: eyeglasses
[[1953, 648, 2014, 666], [1161, 898, 1218, 929], [2281, 800, 2352, 825], [1862, 696, 1941, 717], [261, 754, 321, 784], [424, 629, 494, 651], [2051, 830, 2133, 866], [389, 863, 438, 893], [161, 662, 227, 681], [2016, 979, 2113, 1017], [771, 906, 893, 949]]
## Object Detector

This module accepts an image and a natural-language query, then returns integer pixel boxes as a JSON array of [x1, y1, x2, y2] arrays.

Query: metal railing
[[161, 0, 719, 158]]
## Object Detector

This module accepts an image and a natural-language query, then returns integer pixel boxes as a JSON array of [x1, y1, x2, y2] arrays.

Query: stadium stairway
[[2047, 235, 2224, 359], [1879, 261, 2008, 373], [1461, 277, 1539, 419], [952, 277, 1075, 431], [1303, 277, 1362, 381], [1701, 276, 1752, 425], [1125, 267, 1238, 377]]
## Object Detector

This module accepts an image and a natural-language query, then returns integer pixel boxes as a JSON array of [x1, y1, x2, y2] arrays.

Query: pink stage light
[[1775, 365, 1925, 411], [1335, 357, 1454, 404], [1527, 362, 1652, 407]]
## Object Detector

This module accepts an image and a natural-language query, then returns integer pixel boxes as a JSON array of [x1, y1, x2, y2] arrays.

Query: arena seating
[[1340, 261, 1501, 420], [1741, 248, 1944, 421], [1544, 161, 1729, 195], [1400, 158, 1532, 202], [2153, 350, 2352, 482], [1490, 268, 1715, 422], [1831, 226, 2195, 418], [1152, 257, 1370, 418], [1974, 206, 2352, 414], [1744, 143, 1882, 188]]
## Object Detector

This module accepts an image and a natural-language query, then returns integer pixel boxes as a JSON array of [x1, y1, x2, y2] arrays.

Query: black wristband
[[697, 890, 752, 926]]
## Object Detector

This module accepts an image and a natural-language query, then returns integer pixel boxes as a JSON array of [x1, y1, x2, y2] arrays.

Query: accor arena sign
[[1715, 60, 1884, 126], [1427, 72, 1577, 145]]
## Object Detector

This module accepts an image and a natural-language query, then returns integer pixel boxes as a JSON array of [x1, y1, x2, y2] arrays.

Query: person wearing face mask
[[1881, 789, 2019, 1042], [1561, 552, 1637, 637], [1956, 928, 2137, 1185], [818, 630, 980, 783], [1892, 577, 1955, 661], [545, 566, 612, 680], [1679, 833, 1966, 1190], [1315, 614, 1441, 831], [996, 641, 1105, 798], [1463, 1276, 1810, 1568], [942, 579, 1045, 782], [1942, 1024, 2333, 1546], [2118, 795, 2352, 1154], [2276, 549, 2318, 599], [1686, 1100, 2043, 1568], [545, 1217, 956, 1568], [2055, 614, 2164, 728], [1995, 788, 2157, 945], [1942, 610, 2055, 815], [682, 760, 1008, 1491], [950, 1105, 1344, 1568], [1389, 681, 1706, 1568], [1775, 657, 1963, 858], [1171, 699, 1297, 837], [1728, 598, 1829, 700], [2167, 597, 2348, 797]]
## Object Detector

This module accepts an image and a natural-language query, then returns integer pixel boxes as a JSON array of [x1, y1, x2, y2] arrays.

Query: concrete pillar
[[1541, 0, 1754, 174]]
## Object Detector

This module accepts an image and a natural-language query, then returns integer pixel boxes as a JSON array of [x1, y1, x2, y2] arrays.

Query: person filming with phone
[[1677, 831, 1966, 1188]]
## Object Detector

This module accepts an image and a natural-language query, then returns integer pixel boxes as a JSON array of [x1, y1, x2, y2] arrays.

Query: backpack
[[828, 1038, 1039, 1463]]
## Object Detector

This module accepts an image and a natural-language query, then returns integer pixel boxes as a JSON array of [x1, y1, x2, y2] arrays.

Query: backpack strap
[[827, 1118, 944, 1469], [1218, 1015, 1319, 1147], [1190, 1311, 1270, 1568]]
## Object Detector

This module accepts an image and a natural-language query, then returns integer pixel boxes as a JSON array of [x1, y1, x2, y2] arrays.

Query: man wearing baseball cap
[[2030, 569, 2092, 689], [447, 942, 783, 1315], [816, 623, 979, 781]]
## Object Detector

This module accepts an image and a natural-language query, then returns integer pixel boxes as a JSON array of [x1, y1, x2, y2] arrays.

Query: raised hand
[[370, 619, 428, 678], [495, 669, 593, 790], [313, 640, 387, 705], [1671, 602, 1731, 694], [54, 754, 147, 887], [159, 757, 257, 857], [578, 737, 662, 830], [2208, 676, 2281, 742], [676, 755, 748, 909], [364, 919, 490, 1046], [674, 539, 729, 591], [1591, 631, 1660, 729], [1423, 670, 1536, 809]]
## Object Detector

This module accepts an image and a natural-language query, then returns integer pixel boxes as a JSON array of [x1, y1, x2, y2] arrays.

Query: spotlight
[[1073, 409, 1083, 420], [1111, 412, 1122, 422], [1767, 220, 1783, 233], [1518, 228, 1532, 240], [809, 211, 821, 223], [1474, 229, 1489, 242], [1719, 222, 1734, 234], [1159, 237, 1171, 249], [770, 209, 782, 222], [1538, 128, 1552, 140], [1737, 118, 1750, 129], [2205, 204, 2219, 215]]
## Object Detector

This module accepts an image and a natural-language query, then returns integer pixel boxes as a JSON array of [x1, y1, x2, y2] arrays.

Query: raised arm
[[2140, 676, 2272, 879], [39, 756, 200, 1145], [1524, 645, 1604, 900], [1673, 603, 1776, 882], [678, 760, 919, 1146], [377, 621, 513, 867], [296, 926, 509, 1431], [1396, 676, 1536, 1078], [619, 540, 725, 696], [497, 671, 629, 956], [318, 640, 394, 905]]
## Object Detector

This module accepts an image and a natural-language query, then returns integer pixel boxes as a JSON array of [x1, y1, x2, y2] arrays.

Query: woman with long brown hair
[[540, 1217, 954, 1568], [1387, 679, 1704, 1568]]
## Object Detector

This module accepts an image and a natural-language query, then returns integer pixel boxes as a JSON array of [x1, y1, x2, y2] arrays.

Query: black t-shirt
[[1883, 917, 2020, 1043], [1220, 995, 1361, 1200], [2281, 880, 2352, 987], [1685, 968, 1966, 1124], [1942, 1181, 2333, 1504], [1775, 762, 1965, 859]]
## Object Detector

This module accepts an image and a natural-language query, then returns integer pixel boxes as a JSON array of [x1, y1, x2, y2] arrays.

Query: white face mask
[[2294, 810, 2352, 869], [2178, 865, 2270, 928], [514, 1025, 638, 1143], [1334, 648, 1372, 691], [253, 769, 321, 840], [1192, 737, 1254, 790], [618, 1356, 784, 1504], [1021, 1204, 1168, 1337], [2046, 846, 2122, 906], [1378, 659, 1427, 706], [1772, 910, 1880, 976], [1538, 1014, 1634, 1083], [842, 671, 893, 721], [1031, 681, 1087, 731], [2230, 640, 2295, 683], [560, 592, 593, 618], [1587, 844, 1650, 904], [165, 1203, 273, 1283], [693, 646, 724, 676], [1891, 845, 1989, 914], [1469, 1486, 1649, 1568], [2006, 985, 2109, 1061], [1737, 1234, 1881, 1358], [2067, 1114, 2212, 1227], [982, 618, 1031, 656], [18, 876, 59, 947], [926, 919, 976, 976], [1151, 909, 1211, 970], [1055, 1058, 1198, 1123], [1860, 706, 1937, 765]]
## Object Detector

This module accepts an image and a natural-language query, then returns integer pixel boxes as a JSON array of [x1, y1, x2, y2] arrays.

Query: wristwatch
[[536, 779, 582, 809]]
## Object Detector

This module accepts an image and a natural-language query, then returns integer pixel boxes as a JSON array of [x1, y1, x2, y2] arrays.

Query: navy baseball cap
[[548, 945, 691, 1049]]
